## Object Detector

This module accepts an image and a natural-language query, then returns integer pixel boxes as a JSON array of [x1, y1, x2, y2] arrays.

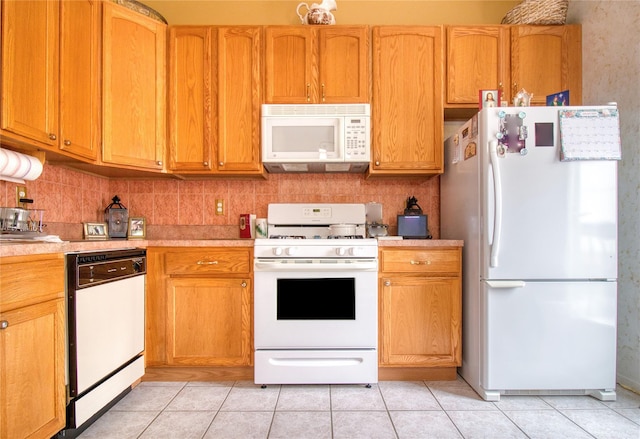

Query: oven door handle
[[254, 260, 378, 272]]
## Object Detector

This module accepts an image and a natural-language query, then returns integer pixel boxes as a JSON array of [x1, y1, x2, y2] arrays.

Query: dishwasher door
[[71, 275, 145, 394]]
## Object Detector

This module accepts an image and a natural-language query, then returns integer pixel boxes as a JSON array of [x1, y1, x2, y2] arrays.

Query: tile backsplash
[[0, 163, 440, 240]]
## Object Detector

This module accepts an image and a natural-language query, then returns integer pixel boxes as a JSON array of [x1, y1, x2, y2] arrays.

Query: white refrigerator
[[441, 106, 620, 401]]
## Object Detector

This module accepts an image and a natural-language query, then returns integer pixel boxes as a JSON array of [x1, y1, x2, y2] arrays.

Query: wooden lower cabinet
[[145, 247, 253, 380], [379, 247, 462, 380], [167, 277, 252, 366], [0, 254, 65, 439]]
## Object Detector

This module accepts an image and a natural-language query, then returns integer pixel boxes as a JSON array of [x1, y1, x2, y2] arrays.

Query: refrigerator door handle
[[489, 140, 503, 267], [486, 280, 526, 288]]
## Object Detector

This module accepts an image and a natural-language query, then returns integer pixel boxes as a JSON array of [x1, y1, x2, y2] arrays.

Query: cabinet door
[[167, 277, 252, 366], [264, 27, 315, 103], [0, 299, 65, 439], [102, 2, 167, 170], [511, 25, 582, 106], [318, 26, 369, 103], [380, 276, 461, 366], [216, 26, 263, 174], [168, 26, 214, 172], [446, 26, 510, 106], [370, 26, 443, 176], [59, 0, 101, 161], [0, 0, 59, 147]]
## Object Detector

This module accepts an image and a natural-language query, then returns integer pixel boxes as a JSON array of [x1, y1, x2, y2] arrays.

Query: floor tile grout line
[[197, 380, 236, 439], [424, 381, 469, 439], [134, 381, 188, 439]]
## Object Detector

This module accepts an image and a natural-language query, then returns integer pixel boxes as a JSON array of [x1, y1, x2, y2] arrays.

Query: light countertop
[[0, 237, 462, 258]]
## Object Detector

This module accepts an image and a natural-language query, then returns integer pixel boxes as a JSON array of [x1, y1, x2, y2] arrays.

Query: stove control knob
[[273, 247, 283, 256], [336, 247, 346, 256], [286, 247, 297, 256], [349, 247, 363, 256]]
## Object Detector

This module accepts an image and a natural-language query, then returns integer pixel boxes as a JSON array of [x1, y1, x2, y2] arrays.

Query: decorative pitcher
[[297, 0, 337, 25]]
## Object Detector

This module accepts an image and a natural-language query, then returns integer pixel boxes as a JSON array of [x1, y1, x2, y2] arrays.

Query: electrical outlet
[[16, 186, 27, 208], [215, 199, 224, 216]]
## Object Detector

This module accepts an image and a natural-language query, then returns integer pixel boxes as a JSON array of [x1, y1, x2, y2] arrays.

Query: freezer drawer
[[483, 280, 617, 392]]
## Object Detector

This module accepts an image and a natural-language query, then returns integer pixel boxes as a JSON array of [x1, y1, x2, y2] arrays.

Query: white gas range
[[253, 203, 378, 386]]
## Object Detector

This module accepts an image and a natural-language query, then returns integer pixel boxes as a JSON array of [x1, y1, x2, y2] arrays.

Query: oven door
[[254, 259, 377, 349]]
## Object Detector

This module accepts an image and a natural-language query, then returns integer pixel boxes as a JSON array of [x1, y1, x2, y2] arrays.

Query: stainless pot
[[328, 223, 357, 237], [0, 207, 30, 231]]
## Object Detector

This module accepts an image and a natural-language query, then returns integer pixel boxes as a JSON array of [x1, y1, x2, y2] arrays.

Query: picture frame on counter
[[128, 217, 146, 239], [83, 222, 108, 240], [479, 89, 500, 109]]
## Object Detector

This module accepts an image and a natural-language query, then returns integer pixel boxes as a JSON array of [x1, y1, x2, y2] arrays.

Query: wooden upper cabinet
[[168, 26, 214, 172], [59, 0, 101, 161], [445, 25, 582, 109], [102, 2, 167, 171], [317, 27, 369, 103], [370, 26, 443, 177], [0, 0, 101, 162], [168, 26, 262, 175], [1, 0, 59, 147], [264, 26, 369, 103], [445, 26, 510, 106], [216, 26, 263, 174], [511, 25, 582, 106]]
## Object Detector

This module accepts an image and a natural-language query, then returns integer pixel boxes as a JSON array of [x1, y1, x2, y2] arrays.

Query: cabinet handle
[[375, 161, 380, 166], [64, 139, 71, 146], [321, 83, 325, 102], [157, 161, 163, 166], [203, 161, 208, 166], [0, 320, 8, 329], [384, 280, 391, 287], [219, 162, 224, 166], [410, 260, 431, 265], [241, 281, 247, 288], [306, 83, 310, 102], [196, 260, 218, 265], [49, 133, 57, 140]]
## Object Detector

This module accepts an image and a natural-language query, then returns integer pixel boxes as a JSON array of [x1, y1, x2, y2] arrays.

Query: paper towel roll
[[0, 147, 44, 183]]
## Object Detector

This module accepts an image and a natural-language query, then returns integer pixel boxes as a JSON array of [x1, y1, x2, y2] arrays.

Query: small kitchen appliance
[[441, 105, 620, 401], [253, 203, 378, 386], [397, 196, 430, 239]]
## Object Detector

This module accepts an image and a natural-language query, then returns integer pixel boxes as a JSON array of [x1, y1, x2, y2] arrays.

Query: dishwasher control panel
[[69, 249, 146, 288]]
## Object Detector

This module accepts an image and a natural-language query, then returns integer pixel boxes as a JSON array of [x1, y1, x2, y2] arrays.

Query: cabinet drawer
[[164, 248, 251, 275], [381, 248, 460, 275], [0, 253, 64, 310]]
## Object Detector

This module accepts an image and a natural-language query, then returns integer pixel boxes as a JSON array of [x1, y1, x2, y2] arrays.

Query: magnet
[[520, 147, 528, 156], [498, 110, 506, 119], [518, 111, 526, 119], [496, 132, 504, 140], [497, 144, 506, 157]]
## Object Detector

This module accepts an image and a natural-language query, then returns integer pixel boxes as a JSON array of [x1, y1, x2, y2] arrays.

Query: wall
[[4, 0, 523, 241], [144, 0, 518, 25], [568, 0, 640, 393], [0, 168, 439, 240]]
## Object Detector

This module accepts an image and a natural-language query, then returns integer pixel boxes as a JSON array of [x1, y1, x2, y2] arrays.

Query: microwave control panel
[[344, 118, 370, 161]]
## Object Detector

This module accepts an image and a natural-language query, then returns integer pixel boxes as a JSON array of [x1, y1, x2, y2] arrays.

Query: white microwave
[[261, 104, 370, 173]]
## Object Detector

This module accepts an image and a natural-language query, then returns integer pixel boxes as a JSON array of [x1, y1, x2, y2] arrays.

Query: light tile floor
[[78, 377, 640, 439]]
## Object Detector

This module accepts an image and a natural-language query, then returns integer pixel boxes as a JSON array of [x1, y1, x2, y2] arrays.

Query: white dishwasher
[[57, 249, 146, 438]]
